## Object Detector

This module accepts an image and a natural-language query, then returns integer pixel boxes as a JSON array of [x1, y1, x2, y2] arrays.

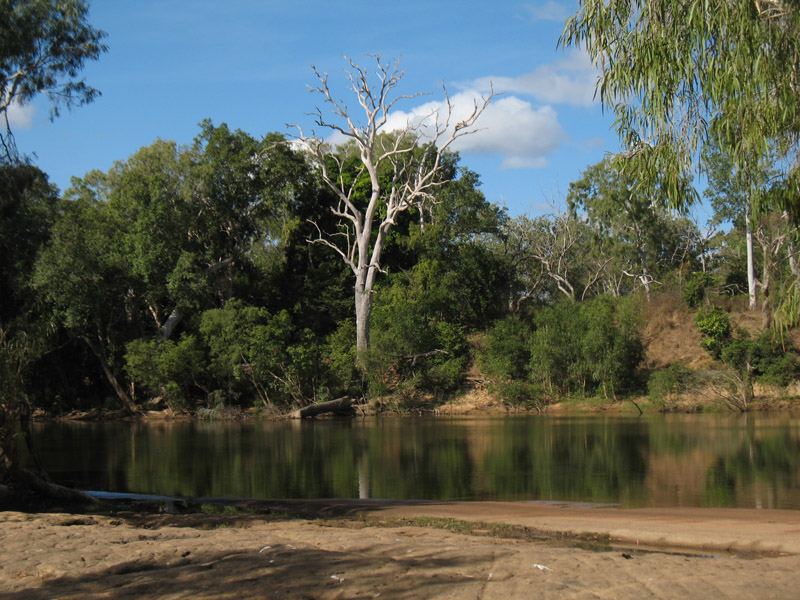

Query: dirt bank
[[2, 501, 800, 599]]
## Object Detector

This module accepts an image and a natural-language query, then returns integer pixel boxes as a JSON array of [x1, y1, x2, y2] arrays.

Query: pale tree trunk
[[745, 201, 757, 310], [355, 283, 372, 356], [639, 246, 651, 299], [761, 254, 772, 329], [784, 211, 800, 284], [84, 331, 137, 414], [159, 307, 184, 341], [631, 220, 651, 299]]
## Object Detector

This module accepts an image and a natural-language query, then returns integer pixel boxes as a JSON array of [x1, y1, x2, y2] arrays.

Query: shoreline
[[32, 392, 800, 423]]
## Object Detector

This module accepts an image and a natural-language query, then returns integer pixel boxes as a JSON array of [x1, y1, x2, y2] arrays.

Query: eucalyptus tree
[[567, 157, 697, 298], [703, 135, 786, 310], [561, 1, 800, 209], [503, 212, 603, 306], [292, 56, 493, 363], [1, 0, 105, 505], [0, 0, 106, 160]]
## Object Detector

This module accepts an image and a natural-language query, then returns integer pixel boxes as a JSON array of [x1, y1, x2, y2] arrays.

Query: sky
[[11, 0, 621, 217]]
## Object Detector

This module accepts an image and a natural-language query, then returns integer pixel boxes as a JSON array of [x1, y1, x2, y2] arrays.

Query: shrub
[[125, 335, 204, 409], [478, 315, 532, 380], [695, 306, 731, 359], [647, 365, 695, 407], [683, 271, 713, 307], [529, 296, 643, 398], [199, 300, 331, 408], [490, 380, 546, 410], [478, 295, 644, 401], [721, 331, 799, 387]]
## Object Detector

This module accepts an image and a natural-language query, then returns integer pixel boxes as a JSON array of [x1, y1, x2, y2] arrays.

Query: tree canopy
[[0, 0, 107, 160], [561, 0, 800, 210]]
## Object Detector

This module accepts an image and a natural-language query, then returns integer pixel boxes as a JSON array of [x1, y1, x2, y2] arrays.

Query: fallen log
[[290, 397, 354, 419]]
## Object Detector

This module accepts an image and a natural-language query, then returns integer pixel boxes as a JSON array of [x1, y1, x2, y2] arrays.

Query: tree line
[[4, 120, 798, 416]]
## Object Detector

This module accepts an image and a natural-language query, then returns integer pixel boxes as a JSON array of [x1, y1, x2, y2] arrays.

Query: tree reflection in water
[[25, 414, 800, 509]]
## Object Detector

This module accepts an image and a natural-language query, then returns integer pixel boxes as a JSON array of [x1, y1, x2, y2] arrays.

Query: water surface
[[26, 413, 800, 509]]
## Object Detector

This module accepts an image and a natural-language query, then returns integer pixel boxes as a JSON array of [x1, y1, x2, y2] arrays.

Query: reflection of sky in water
[[25, 414, 800, 510]]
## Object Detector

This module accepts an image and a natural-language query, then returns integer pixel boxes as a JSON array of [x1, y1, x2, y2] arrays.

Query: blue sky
[[11, 0, 620, 217]]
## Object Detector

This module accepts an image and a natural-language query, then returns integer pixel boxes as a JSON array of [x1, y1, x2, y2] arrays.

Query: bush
[[695, 306, 731, 359], [125, 335, 204, 409], [478, 315, 532, 380], [490, 380, 546, 410], [683, 271, 713, 307], [529, 296, 643, 398], [721, 331, 799, 387], [367, 268, 474, 399], [199, 300, 331, 408], [324, 319, 359, 395], [647, 365, 695, 407], [478, 295, 644, 401]]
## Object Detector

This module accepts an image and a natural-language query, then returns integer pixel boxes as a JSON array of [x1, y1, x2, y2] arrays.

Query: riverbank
[[3, 501, 800, 599], [33, 383, 800, 423]]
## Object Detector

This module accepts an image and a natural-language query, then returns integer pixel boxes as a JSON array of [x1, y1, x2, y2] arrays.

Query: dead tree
[[292, 55, 493, 364]]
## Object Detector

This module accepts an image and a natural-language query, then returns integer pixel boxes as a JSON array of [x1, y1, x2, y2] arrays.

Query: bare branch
[[291, 56, 493, 354]]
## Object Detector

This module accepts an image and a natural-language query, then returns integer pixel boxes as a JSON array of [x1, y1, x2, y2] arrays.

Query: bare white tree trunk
[[745, 201, 757, 310], [355, 271, 373, 354]]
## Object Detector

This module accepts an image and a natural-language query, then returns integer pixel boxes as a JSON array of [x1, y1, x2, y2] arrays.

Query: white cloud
[[524, 1, 571, 22], [317, 51, 599, 171], [446, 95, 567, 169], [325, 90, 568, 170], [471, 49, 599, 108], [5, 97, 34, 129]]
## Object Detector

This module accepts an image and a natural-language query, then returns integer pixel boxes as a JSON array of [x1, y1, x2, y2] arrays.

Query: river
[[26, 413, 800, 509]]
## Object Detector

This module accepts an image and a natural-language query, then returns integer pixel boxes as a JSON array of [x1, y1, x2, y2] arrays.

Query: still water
[[26, 414, 800, 509]]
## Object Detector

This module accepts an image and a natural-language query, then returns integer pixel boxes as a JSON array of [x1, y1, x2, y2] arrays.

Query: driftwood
[[290, 397, 354, 419], [0, 468, 100, 511]]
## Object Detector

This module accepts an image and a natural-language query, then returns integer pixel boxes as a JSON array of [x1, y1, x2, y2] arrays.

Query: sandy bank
[[2, 502, 800, 599]]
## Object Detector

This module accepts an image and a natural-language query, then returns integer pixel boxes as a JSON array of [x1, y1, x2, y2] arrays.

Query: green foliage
[[199, 300, 328, 408], [695, 307, 732, 359], [324, 319, 359, 395], [683, 271, 713, 308], [567, 157, 698, 296], [489, 380, 545, 409], [479, 296, 644, 403], [647, 365, 696, 408], [1, 0, 107, 160], [479, 316, 533, 381], [695, 306, 798, 410], [369, 293, 470, 398], [366, 260, 476, 399], [721, 332, 799, 388], [529, 296, 644, 398], [561, 1, 800, 210], [125, 335, 204, 409], [0, 165, 59, 323]]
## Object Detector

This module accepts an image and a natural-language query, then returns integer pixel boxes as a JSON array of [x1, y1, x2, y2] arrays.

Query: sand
[[2, 501, 800, 599]]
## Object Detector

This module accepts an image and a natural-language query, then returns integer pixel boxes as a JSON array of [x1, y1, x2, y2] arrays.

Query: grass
[[314, 515, 617, 552]]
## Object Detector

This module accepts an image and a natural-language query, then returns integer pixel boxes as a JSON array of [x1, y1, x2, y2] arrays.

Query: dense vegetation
[[3, 0, 800, 434], [3, 123, 798, 419]]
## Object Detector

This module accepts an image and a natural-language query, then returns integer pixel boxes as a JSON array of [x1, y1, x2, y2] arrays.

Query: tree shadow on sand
[[0, 514, 501, 600]]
